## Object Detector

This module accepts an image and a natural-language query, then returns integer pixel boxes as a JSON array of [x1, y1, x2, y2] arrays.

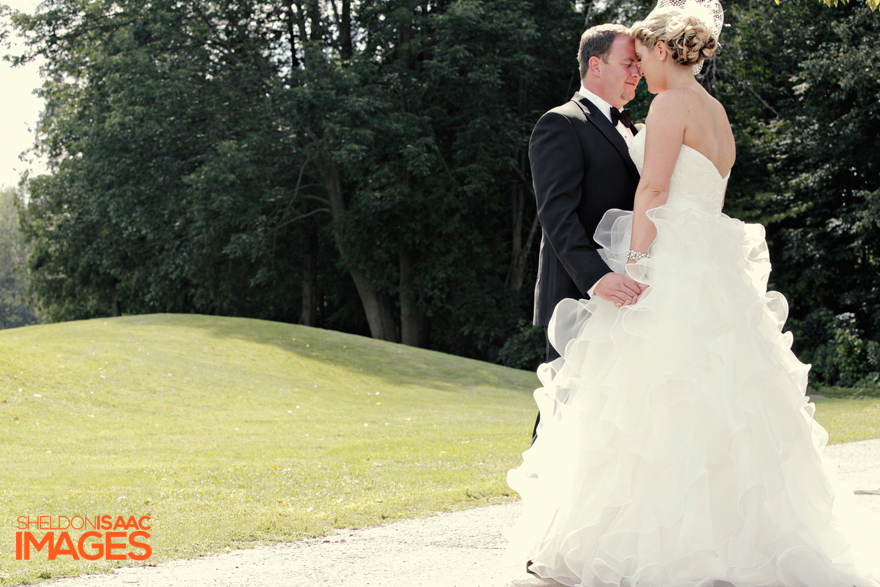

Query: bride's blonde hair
[[630, 7, 719, 68]]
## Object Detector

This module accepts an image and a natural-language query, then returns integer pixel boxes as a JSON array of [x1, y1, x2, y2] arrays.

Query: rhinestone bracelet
[[626, 250, 649, 261]]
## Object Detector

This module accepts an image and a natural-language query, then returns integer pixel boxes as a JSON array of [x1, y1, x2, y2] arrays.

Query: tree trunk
[[308, 0, 321, 42], [349, 267, 397, 341], [339, 0, 352, 63], [507, 144, 540, 291], [399, 248, 420, 346], [507, 210, 539, 291], [506, 78, 539, 291], [583, 0, 595, 28], [314, 152, 397, 341], [507, 174, 525, 289], [292, 0, 309, 60], [111, 280, 122, 317], [283, 0, 300, 68], [300, 221, 318, 326]]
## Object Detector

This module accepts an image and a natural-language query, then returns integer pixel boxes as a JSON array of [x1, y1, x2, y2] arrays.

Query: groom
[[531, 24, 644, 362], [530, 25, 644, 440]]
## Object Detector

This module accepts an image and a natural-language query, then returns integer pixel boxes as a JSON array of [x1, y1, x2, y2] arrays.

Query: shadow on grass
[[118, 313, 539, 396]]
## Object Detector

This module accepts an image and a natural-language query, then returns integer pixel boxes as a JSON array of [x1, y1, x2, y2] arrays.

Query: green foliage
[[0, 187, 38, 328], [331, 0, 586, 356], [12, 0, 314, 323], [717, 0, 880, 387], [6, 0, 879, 381], [792, 308, 880, 392], [806, 0, 879, 13], [7, 0, 587, 363], [497, 319, 545, 371]]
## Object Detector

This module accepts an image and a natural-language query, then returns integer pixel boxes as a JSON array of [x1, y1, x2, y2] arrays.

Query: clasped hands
[[594, 272, 648, 307]]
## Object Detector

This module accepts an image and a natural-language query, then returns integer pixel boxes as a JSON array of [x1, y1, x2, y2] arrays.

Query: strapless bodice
[[629, 130, 729, 214]]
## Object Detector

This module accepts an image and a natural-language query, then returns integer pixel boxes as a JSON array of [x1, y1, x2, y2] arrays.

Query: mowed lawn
[[1, 315, 877, 585], [0, 315, 536, 584]]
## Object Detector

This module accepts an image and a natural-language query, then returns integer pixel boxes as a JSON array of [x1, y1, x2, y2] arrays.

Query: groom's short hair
[[578, 24, 630, 80]]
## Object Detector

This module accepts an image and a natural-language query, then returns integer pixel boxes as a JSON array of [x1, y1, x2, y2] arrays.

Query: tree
[[0, 186, 38, 328], [11, 0, 332, 323], [713, 0, 880, 387], [806, 0, 878, 13], [7, 0, 587, 362]]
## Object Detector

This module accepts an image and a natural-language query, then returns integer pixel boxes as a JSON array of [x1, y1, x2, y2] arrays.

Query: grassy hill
[[0, 314, 537, 584], [1, 314, 877, 585]]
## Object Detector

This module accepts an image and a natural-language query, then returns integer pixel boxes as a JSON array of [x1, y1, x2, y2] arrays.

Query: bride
[[506, 1, 880, 586]]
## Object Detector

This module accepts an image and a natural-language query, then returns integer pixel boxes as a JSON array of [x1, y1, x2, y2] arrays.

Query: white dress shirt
[[579, 85, 635, 146]]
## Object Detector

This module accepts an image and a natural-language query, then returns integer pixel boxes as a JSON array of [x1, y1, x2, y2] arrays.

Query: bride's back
[[676, 85, 736, 178]]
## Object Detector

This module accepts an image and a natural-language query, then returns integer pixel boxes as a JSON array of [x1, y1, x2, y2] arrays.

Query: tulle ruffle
[[507, 206, 880, 587]]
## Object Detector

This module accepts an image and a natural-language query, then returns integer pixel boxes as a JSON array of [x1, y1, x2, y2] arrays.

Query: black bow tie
[[611, 107, 636, 133]]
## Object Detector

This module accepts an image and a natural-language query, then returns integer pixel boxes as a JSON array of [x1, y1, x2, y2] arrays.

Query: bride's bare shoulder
[[647, 86, 706, 120]]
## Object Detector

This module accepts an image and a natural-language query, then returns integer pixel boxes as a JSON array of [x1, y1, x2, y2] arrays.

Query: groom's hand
[[594, 273, 646, 307]]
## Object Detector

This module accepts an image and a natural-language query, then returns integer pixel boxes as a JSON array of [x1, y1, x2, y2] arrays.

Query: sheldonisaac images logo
[[15, 515, 152, 561]]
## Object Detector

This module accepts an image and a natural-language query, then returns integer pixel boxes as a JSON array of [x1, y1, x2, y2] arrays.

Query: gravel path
[[42, 439, 880, 587]]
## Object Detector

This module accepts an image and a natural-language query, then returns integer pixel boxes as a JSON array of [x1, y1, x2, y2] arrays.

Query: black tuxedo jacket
[[531, 93, 640, 326]]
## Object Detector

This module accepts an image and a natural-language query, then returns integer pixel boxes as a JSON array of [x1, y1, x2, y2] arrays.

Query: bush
[[498, 320, 545, 371], [792, 308, 880, 393]]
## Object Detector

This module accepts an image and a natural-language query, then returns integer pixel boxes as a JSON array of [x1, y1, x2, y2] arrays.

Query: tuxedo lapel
[[571, 94, 641, 180]]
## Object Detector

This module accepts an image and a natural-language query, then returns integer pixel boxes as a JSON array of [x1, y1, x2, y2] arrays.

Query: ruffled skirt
[[507, 206, 880, 587]]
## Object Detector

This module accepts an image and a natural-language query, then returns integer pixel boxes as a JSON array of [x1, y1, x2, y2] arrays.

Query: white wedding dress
[[507, 130, 880, 587]]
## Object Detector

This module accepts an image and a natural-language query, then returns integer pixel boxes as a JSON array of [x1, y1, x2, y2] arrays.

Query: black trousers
[[531, 326, 561, 445]]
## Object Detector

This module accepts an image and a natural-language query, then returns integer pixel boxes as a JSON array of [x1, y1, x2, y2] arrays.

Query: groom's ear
[[588, 55, 604, 77]]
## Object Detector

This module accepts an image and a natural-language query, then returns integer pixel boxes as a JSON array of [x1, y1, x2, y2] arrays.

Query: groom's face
[[597, 35, 642, 109]]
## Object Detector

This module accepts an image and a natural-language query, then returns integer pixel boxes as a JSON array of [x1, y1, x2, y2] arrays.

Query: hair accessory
[[655, 0, 724, 74]]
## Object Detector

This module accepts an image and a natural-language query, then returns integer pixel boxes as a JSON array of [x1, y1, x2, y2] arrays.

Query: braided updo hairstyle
[[630, 7, 719, 68]]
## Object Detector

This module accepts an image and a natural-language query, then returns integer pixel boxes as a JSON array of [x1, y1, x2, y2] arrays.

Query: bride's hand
[[625, 260, 650, 295]]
